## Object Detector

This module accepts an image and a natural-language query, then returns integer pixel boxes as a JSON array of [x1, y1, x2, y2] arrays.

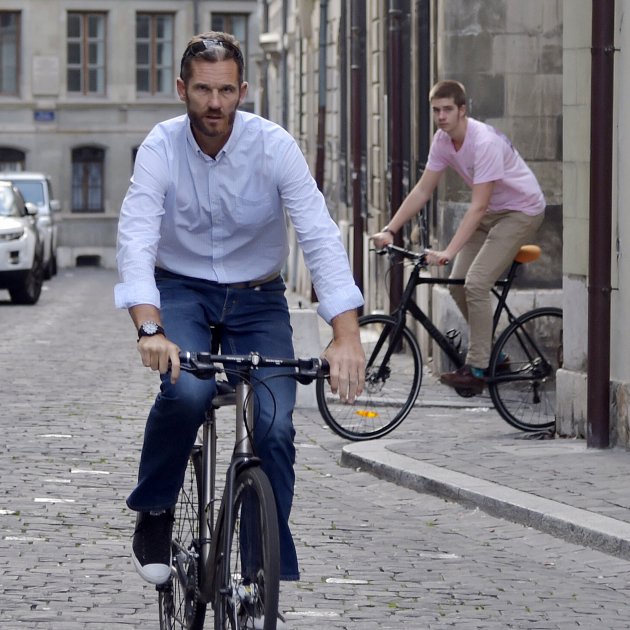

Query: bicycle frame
[[381, 248, 529, 371], [173, 352, 327, 608], [197, 375, 259, 602]]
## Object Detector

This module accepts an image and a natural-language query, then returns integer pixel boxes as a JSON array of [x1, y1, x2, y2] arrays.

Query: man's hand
[[137, 334, 181, 384], [424, 249, 452, 266], [371, 230, 394, 250], [323, 310, 365, 403]]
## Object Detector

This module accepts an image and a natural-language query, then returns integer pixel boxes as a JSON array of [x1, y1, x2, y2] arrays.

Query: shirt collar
[[185, 110, 245, 161]]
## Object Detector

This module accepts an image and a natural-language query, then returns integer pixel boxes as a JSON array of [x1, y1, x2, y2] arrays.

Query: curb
[[341, 439, 630, 561]]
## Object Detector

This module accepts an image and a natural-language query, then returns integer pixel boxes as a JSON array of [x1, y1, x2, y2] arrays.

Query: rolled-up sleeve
[[114, 138, 168, 309], [278, 140, 364, 323]]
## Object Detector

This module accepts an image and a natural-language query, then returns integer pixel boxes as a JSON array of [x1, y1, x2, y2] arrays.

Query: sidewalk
[[288, 292, 630, 561], [340, 370, 630, 561]]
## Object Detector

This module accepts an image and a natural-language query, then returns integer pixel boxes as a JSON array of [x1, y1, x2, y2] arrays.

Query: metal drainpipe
[[315, 0, 328, 191], [350, 0, 366, 297], [388, 0, 404, 312], [312, 0, 328, 303], [587, 0, 615, 448], [193, 0, 199, 34], [282, 0, 289, 129], [261, 1, 270, 120]]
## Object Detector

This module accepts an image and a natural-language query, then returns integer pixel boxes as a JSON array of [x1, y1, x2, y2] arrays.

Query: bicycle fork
[[219, 378, 256, 595]]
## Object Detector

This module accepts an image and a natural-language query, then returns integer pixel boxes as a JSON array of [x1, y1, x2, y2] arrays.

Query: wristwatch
[[137, 320, 166, 341]]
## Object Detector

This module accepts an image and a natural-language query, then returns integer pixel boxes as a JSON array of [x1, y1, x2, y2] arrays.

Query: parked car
[[0, 181, 44, 304], [1, 172, 60, 279]]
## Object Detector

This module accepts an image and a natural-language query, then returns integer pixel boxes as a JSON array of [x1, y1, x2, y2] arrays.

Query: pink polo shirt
[[426, 117, 546, 215]]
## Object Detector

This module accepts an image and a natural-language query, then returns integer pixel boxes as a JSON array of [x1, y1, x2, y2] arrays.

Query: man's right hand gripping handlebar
[[137, 334, 182, 384]]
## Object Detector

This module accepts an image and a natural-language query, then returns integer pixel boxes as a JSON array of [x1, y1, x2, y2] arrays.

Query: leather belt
[[155, 267, 281, 289], [223, 272, 281, 289]]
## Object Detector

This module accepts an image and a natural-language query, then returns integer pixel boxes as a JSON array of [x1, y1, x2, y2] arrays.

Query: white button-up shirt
[[115, 111, 363, 323]]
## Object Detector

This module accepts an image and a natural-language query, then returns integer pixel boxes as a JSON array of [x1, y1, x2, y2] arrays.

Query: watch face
[[142, 321, 159, 335]]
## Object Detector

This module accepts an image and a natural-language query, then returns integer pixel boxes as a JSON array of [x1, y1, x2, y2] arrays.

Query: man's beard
[[188, 107, 237, 138]]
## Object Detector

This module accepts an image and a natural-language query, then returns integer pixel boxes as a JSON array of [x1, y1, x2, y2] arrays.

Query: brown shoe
[[440, 365, 485, 395]]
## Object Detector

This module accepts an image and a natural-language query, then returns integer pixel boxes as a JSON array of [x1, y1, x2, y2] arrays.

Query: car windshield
[[0, 187, 18, 216], [10, 181, 45, 207]]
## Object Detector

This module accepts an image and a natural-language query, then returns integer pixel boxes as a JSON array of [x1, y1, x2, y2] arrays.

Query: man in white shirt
[[115, 32, 365, 615], [373, 80, 545, 394]]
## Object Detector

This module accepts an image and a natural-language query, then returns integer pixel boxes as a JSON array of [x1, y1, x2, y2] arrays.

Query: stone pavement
[[293, 288, 630, 563], [3, 268, 630, 629], [340, 366, 630, 562]]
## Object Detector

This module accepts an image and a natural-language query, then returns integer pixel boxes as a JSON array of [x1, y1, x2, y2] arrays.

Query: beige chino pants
[[448, 209, 545, 369]]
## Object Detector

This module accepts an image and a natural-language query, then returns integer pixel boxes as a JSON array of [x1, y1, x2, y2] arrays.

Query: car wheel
[[9, 254, 44, 305]]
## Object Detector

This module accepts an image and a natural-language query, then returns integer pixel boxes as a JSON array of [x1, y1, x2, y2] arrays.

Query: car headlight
[[0, 227, 24, 241]]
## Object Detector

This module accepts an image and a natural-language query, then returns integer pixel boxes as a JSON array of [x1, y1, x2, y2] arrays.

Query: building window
[[0, 12, 19, 95], [0, 147, 25, 171], [210, 13, 248, 64], [67, 12, 106, 94], [136, 13, 174, 95], [72, 147, 104, 212]]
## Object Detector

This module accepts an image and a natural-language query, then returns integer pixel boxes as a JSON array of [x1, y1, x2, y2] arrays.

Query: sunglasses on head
[[180, 38, 244, 74]]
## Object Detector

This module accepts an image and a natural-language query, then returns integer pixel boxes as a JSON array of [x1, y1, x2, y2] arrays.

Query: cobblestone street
[[2, 269, 630, 629]]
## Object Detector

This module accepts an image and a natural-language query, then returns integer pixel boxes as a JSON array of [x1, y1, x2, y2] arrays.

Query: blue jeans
[[127, 270, 300, 580]]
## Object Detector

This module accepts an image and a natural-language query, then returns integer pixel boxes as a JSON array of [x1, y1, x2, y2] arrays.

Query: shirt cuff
[[316, 285, 364, 324], [114, 280, 161, 310]]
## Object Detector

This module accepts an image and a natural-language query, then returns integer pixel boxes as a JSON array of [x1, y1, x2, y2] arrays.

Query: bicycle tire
[[488, 307, 563, 432], [159, 447, 207, 630], [213, 466, 280, 630], [316, 314, 423, 440]]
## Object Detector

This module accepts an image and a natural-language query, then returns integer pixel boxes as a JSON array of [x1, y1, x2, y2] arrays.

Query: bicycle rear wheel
[[213, 466, 280, 630], [488, 307, 563, 432], [316, 314, 423, 440], [159, 447, 207, 630]]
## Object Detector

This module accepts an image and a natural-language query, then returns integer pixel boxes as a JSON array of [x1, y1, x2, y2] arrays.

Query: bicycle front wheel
[[316, 314, 423, 440], [213, 466, 280, 630], [159, 447, 207, 630], [488, 307, 563, 432]]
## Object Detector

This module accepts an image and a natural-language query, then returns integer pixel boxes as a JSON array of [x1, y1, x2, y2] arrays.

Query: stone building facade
[[0, 0, 262, 267], [264, 1, 563, 375], [10, 0, 630, 447]]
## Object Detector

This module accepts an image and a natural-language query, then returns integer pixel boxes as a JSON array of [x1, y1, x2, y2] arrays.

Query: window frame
[[0, 11, 20, 96], [67, 11, 107, 96], [71, 146, 105, 213], [135, 12, 175, 96]]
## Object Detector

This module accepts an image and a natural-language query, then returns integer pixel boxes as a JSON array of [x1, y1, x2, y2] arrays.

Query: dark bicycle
[[158, 351, 328, 630], [316, 244, 562, 440]]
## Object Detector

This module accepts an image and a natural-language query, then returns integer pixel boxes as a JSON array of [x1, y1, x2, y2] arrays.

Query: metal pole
[[315, 0, 328, 190], [193, 0, 199, 34], [587, 0, 615, 448], [350, 0, 365, 297], [388, 0, 404, 313]]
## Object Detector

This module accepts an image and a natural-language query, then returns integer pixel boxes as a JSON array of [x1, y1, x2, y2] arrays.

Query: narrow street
[[2, 268, 629, 629]]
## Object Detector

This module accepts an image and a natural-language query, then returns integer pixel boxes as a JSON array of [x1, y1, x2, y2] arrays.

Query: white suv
[[0, 180, 44, 304], [1, 172, 60, 279]]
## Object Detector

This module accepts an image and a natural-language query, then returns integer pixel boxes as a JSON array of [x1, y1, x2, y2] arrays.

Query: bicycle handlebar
[[179, 351, 329, 384], [375, 244, 427, 263]]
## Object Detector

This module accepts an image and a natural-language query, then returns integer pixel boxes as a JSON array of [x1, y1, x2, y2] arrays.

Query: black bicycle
[[158, 351, 328, 630], [316, 244, 563, 439]]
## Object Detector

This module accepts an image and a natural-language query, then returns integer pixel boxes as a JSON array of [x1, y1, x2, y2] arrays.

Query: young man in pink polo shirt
[[372, 80, 545, 393]]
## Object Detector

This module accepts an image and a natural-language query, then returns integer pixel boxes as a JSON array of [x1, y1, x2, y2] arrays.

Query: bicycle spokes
[[316, 315, 422, 440]]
